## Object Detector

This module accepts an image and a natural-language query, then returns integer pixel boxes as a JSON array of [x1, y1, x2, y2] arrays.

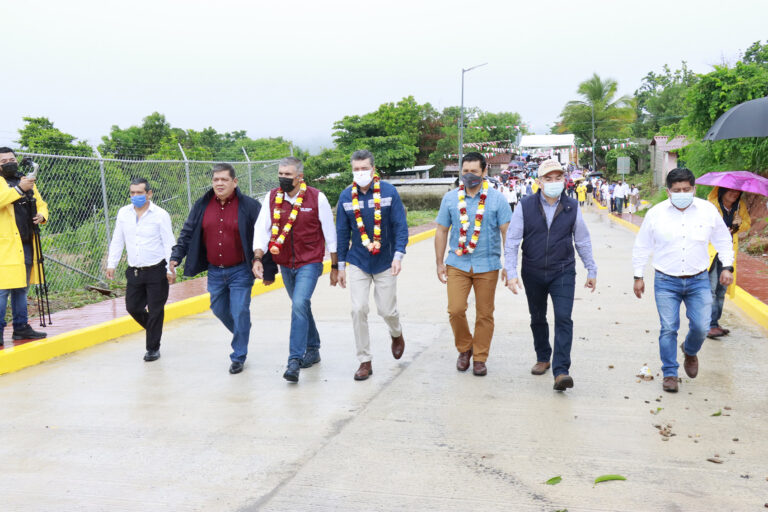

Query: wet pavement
[[1, 209, 767, 511]]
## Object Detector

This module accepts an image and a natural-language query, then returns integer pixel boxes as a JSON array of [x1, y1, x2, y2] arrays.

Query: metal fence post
[[242, 147, 253, 196], [93, 149, 111, 247], [178, 143, 192, 211]]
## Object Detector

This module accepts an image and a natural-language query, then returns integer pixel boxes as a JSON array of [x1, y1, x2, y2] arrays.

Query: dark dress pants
[[521, 265, 576, 377], [125, 263, 170, 351]]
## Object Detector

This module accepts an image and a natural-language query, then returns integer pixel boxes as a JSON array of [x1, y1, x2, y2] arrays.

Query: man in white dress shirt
[[107, 178, 176, 362], [632, 168, 734, 392]]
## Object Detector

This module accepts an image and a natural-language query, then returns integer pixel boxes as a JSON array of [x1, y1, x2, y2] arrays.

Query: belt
[[212, 261, 244, 269], [129, 260, 166, 271], [657, 270, 705, 279]]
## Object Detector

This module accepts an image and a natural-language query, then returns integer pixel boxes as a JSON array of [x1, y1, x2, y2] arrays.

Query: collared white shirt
[[253, 190, 337, 253], [614, 184, 627, 198], [632, 198, 734, 277], [107, 202, 176, 274]]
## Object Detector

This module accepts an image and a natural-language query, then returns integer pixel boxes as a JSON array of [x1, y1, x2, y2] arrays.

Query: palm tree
[[558, 73, 636, 169]]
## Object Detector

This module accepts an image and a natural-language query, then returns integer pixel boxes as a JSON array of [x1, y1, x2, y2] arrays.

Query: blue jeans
[[521, 266, 576, 377], [207, 263, 255, 363], [708, 258, 726, 329], [0, 287, 29, 331], [1, 265, 32, 331], [280, 262, 323, 363], [653, 270, 712, 377]]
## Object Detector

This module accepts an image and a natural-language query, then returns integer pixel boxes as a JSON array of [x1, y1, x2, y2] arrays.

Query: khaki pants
[[349, 264, 403, 362], [446, 265, 499, 362]]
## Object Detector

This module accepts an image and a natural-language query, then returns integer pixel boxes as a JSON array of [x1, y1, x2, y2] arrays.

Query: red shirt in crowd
[[202, 193, 244, 267]]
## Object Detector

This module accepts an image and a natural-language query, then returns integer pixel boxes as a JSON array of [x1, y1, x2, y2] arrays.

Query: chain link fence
[[17, 152, 280, 302]]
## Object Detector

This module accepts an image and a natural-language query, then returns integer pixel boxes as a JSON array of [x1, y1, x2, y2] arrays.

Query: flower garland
[[351, 175, 382, 254], [456, 179, 488, 256], [268, 181, 307, 255]]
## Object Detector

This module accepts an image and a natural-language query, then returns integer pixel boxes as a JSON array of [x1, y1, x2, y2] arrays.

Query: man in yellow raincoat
[[0, 148, 49, 345], [706, 186, 751, 339]]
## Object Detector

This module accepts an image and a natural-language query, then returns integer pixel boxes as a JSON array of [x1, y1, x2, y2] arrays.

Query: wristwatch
[[634, 276, 643, 281], [722, 266, 734, 272], [331, 264, 339, 270]]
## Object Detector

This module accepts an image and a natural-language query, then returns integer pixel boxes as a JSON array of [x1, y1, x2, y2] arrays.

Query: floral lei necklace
[[351, 174, 382, 254], [456, 179, 488, 256], [268, 181, 307, 255]]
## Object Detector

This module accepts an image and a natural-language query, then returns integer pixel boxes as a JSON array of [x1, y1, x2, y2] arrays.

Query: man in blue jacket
[[336, 150, 409, 381], [169, 163, 276, 374]]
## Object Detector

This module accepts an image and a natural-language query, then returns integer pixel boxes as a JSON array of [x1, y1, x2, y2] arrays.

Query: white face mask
[[669, 191, 694, 209], [353, 170, 373, 188]]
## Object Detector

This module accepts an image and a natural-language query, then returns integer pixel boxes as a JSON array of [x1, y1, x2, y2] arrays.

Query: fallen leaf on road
[[711, 410, 722, 417], [545, 476, 562, 485], [594, 474, 627, 484], [707, 457, 723, 464]]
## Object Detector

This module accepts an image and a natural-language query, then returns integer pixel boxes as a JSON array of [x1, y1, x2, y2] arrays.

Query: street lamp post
[[458, 62, 487, 172]]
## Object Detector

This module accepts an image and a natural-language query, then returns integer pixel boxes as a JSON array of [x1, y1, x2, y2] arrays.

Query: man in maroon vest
[[253, 157, 338, 382]]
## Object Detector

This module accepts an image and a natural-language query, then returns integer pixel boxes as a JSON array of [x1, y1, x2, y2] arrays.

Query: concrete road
[[1, 209, 766, 511]]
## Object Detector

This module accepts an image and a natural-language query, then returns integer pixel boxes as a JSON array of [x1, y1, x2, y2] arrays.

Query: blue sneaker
[[300, 348, 321, 368]]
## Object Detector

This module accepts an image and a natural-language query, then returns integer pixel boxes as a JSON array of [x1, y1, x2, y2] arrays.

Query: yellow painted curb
[[730, 285, 768, 330], [605, 210, 768, 331], [0, 229, 437, 375]]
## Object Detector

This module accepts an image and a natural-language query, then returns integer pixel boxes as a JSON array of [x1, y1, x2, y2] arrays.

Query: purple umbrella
[[696, 170, 768, 196]]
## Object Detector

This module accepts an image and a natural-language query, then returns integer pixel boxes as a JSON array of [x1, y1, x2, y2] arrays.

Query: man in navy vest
[[253, 157, 338, 383], [504, 159, 598, 391]]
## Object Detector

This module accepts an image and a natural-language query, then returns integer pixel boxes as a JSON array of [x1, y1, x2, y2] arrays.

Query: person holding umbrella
[[705, 185, 751, 339]]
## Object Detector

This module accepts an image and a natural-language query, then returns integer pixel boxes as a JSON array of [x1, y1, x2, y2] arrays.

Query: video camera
[[20, 157, 40, 179]]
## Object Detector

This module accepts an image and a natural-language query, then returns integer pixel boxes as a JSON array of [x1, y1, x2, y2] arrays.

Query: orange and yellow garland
[[269, 181, 307, 255], [351, 175, 382, 254]]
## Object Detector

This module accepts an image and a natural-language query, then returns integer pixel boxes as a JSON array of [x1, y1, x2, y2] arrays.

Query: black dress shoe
[[12, 324, 47, 340], [283, 359, 301, 382], [229, 361, 244, 374], [143, 350, 161, 362]]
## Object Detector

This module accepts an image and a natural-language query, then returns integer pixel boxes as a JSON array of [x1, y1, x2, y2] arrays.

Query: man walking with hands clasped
[[336, 150, 409, 381]]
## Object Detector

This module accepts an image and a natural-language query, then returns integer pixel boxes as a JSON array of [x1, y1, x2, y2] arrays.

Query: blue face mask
[[669, 191, 694, 209], [542, 181, 565, 198], [131, 194, 147, 208]]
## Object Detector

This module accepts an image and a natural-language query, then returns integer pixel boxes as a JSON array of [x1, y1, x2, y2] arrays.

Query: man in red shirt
[[170, 164, 276, 374]]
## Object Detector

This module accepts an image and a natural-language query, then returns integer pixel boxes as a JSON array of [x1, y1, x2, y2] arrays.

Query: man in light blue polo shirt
[[435, 152, 511, 376]]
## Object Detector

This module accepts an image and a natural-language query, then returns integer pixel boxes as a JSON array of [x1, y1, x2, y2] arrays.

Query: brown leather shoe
[[663, 376, 679, 392], [391, 334, 405, 360], [531, 361, 551, 375], [354, 361, 372, 381], [456, 349, 472, 372], [680, 343, 698, 378], [707, 327, 725, 339], [472, 361, 487, 376], [553, 374, 574, 391]]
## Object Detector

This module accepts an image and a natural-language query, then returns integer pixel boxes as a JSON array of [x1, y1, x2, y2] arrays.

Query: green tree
[[557, 73, 635, 169], [17, 117, 92, 156], [633, 62, 699, 138]]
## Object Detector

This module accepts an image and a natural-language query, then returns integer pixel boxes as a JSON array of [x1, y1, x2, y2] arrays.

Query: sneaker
[[12, 324, 47, 340], [283, 359, 301, 382], [300, 348, 321, 368]]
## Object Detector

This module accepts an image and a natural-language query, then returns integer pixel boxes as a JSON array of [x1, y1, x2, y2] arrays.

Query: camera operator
[[0, 147, 48, 344]]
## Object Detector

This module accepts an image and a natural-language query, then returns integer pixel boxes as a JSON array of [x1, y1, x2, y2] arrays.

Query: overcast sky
[[3, 0, 767, 154]]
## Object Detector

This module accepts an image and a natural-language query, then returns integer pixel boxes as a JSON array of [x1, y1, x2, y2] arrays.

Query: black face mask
[[279, 177, 296, 193], [1, 162, 18, 179]]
